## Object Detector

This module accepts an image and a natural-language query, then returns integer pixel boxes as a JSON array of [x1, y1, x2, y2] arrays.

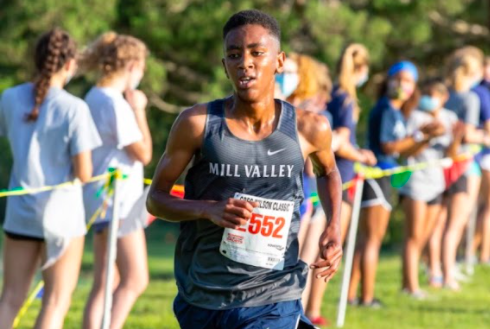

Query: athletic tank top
[[175, 98, 308, 310]]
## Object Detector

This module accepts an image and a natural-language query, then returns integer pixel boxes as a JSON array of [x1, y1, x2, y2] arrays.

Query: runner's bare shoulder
[[170, 103, 209, 149], [296, 108, 332, 149]]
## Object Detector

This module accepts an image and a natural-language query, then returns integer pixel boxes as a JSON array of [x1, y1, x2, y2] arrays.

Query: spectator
[[80, 32, 152, 329], [442, 49, 489, 290], [0, 28, 101, 329], [399, 79, 461, 296], [348, 61, 440, 305]]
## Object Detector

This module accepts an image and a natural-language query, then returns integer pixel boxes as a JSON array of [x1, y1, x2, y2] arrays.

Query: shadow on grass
[[409, 305, 490, 315], [149, 272, 175, 281]]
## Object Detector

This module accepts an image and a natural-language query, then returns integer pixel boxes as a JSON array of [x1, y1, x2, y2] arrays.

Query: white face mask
[[356, 72, 369, 87], [129, 77, 142, 90], [64, 72, 73, 86], [127, 61, 144, 90]]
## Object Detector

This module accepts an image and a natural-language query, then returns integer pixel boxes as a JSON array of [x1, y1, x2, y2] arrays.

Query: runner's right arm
[[146, 104, 257, 229]]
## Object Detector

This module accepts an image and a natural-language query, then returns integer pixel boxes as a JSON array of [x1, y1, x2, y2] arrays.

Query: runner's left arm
[[299, 111, 343, 282]]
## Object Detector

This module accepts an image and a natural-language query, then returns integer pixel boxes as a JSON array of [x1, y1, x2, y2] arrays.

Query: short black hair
[[223, 9, 281, 41]]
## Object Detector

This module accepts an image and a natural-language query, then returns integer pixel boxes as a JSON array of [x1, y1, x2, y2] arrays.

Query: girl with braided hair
[[80, 32, 152, 329], [0, 28, 101, 329]]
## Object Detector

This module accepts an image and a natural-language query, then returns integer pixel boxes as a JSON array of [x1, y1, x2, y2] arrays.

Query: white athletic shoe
[[453, 265, 471, 282], [402, 289, 429, 301]]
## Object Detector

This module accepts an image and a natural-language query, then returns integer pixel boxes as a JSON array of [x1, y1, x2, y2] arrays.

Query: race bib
[[220, 193, 294, 271]]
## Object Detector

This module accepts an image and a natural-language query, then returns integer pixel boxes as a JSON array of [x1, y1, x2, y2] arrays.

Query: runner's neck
[[227, 95, 279, 133]]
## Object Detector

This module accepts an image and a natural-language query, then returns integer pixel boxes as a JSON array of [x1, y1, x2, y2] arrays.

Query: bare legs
[[35, 236, 84, 329], [475, 170, 490, 262], [443, 175, 480, 289], [428, 204, 447, 287], [402, 198, 441, 292], [0, 237, 41, 329], [83, 228, 148, 329], [0, 235, 84, 329], [443, 192, 468, 288], [348, 205, 391, 303]]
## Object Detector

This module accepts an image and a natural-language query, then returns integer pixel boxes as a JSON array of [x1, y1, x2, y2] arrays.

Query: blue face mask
[[356, 73, 369, 87], [276, 73, 299, 98], [419, 95, 440, 112]]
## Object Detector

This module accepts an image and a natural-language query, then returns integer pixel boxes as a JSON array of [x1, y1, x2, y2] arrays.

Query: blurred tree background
[[2, 0, 490, 241]]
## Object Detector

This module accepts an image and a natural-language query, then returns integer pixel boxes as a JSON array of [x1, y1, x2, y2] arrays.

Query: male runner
[[147, 9, 342, 329]]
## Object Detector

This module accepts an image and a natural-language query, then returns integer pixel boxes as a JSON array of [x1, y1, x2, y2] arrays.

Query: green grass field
[[7, 221, 490, 329]]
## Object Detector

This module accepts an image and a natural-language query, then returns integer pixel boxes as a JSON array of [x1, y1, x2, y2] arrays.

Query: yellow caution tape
[[0, 173, 110, 198], [12, 281, 44, 328]]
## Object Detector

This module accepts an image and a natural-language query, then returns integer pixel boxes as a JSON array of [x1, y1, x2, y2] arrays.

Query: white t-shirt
[[83, 87, 144, 223], [0, 82, 102, 267], [399, 109, 458, 201]]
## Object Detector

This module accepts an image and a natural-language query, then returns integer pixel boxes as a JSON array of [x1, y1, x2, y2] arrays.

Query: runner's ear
[[275, 51, 285, 74], [222, 58, 230, 79]]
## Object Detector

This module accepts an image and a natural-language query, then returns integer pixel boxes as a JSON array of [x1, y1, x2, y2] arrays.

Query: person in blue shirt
[[347, 61, 442, 306], [298, 44, 375, 326], [473, 54, 490, 265], [328, 44, 376, 239], [443, 49, 490, 290]]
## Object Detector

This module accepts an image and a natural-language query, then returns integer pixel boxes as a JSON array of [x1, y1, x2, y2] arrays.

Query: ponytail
[[27, 28, 77, 122], [337, 44, 369, 119]]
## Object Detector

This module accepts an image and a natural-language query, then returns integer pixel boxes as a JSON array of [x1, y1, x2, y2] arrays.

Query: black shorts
[[446, 175, 468, 195], [428, 194, 444, 205], [399, 193, 444, 206], [361, 176, 393, 210], [4, 230, 44, 242]]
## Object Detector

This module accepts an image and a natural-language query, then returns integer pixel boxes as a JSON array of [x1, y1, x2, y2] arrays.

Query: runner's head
[[28, 28, 77, 122], [80, 32, 148, 90], [222, 10, 285, 102]]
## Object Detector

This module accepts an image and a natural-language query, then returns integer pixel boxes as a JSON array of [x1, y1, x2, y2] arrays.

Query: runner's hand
[[207, 198, 259, 229], [311, 226, 343, 282]]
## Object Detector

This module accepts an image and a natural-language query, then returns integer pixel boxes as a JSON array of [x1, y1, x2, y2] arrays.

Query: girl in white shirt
[[80, 32, 152, 329], [0, 28, 101, 329]]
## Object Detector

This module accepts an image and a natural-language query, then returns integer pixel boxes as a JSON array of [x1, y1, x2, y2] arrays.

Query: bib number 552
[[237, 213, 285, 238]]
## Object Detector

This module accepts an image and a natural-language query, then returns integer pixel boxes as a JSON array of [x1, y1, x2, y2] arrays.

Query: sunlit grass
[[7, 221, 490, 329]]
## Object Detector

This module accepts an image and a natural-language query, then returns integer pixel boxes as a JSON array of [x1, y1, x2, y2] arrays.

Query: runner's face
[[223, 24, 284, 102]]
